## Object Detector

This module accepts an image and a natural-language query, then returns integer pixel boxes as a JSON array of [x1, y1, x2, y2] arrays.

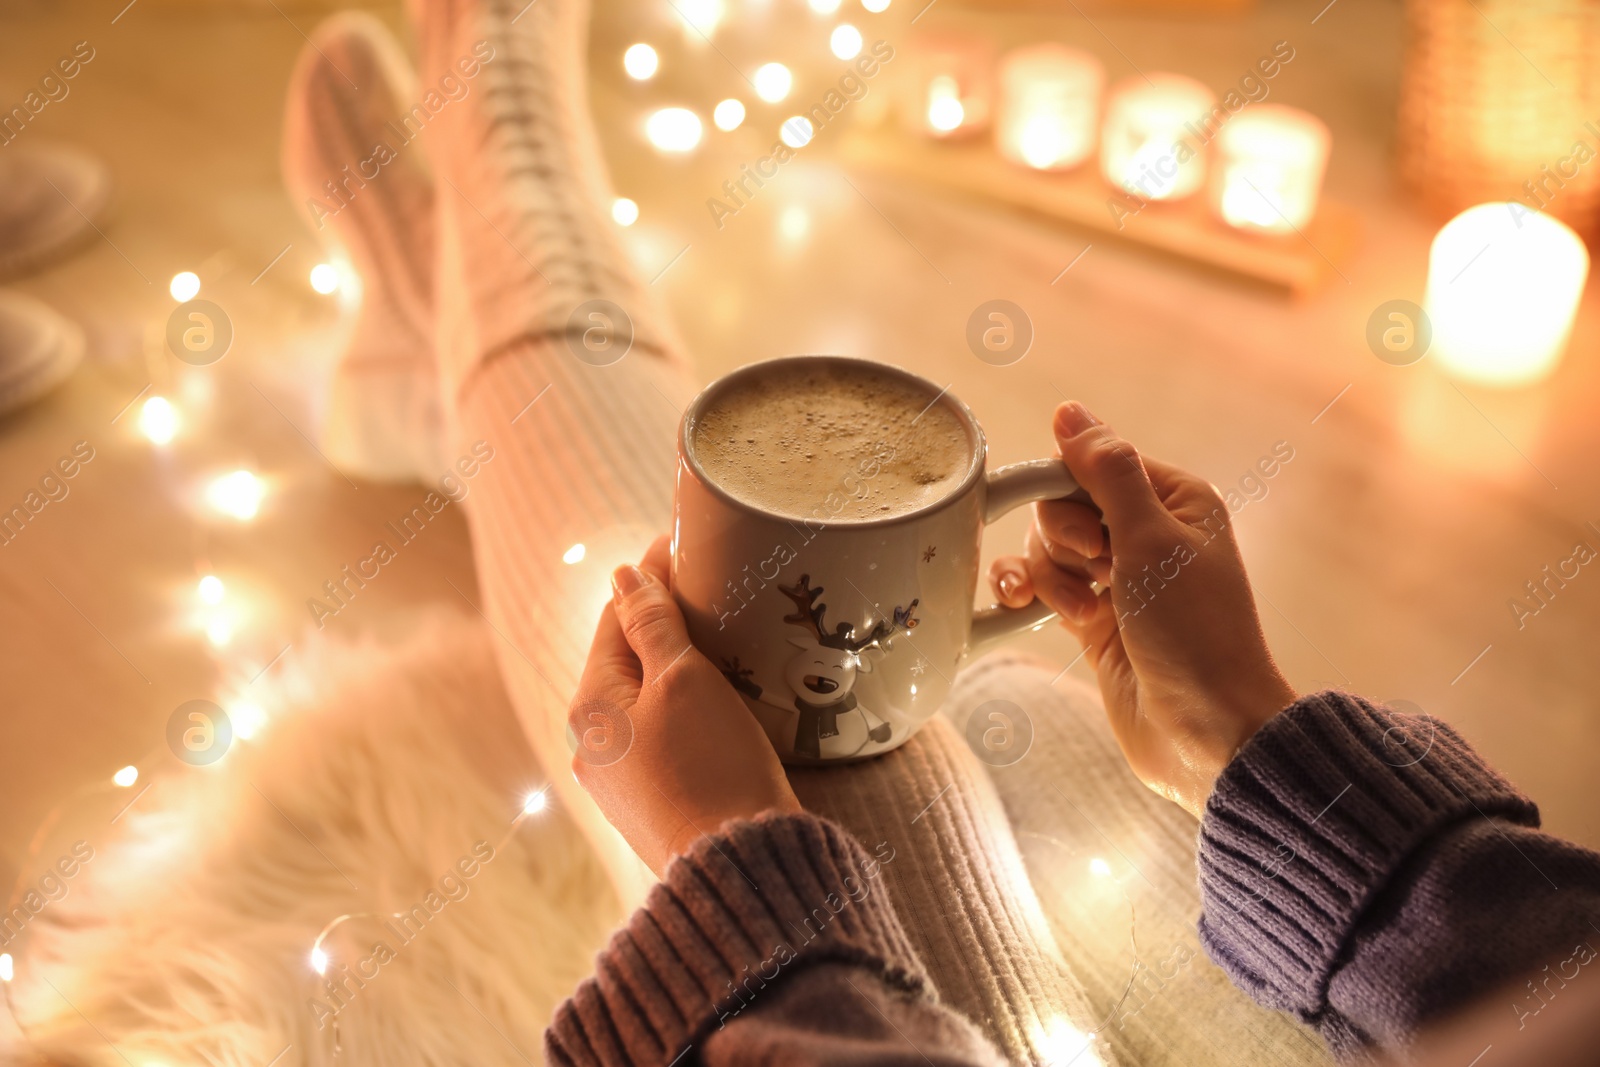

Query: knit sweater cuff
[[1196, 691, 1539, 1018], [545, 811, 927, 1067]]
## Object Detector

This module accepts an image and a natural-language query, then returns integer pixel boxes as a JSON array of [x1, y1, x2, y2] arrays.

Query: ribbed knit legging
[[409, 0, 1323, 1064]]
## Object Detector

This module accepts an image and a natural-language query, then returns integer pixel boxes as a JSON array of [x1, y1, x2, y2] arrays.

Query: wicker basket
[[1398, 0, 1600, 239]]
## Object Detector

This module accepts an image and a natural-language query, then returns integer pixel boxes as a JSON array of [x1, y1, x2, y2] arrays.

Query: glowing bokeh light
[[927, 97, 964, 133], [169, 271, 200, 302], [1036, 1018, 1100, 1067], [676, 0, 724, 35], [206, 470, 264, 521], [780, 115, 814, 148], [309, 263, 340, 294], [830, 24, 863, 60], [138, 396, 179, 445], [563, 543, 587, 564], [779, 205, 810, 242], [198, 575, 225, 605], [645, 107, 704, 152], [611, 198, 639, 226], [623, 43, 659, 80], [523, 791, 549, 815], [232, 702, 267, 740], [713, 98, 746, 131], [205, 616, 233, 647], [113, 765, 139, 788], [753, 62, 793, 103], [926, 76, 964, 132]]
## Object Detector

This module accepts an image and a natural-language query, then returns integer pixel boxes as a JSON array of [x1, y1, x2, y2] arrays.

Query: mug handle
[[967, 458, 1083, 658]]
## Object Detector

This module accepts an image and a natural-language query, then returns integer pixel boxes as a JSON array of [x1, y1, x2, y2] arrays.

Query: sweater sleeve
[[543, 810, 1005, 1067], [1196, 691, 1600, 1059]]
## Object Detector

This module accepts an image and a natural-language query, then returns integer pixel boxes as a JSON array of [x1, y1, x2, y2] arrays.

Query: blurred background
[[0, 0, 1597, 1054]]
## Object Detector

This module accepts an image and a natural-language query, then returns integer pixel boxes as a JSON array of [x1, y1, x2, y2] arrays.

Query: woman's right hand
[[988, 402, 1299, 818], [569, 537, 801, 877]]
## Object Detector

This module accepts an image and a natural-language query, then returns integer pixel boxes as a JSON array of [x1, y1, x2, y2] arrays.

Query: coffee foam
[[692, 360, 975, 522]]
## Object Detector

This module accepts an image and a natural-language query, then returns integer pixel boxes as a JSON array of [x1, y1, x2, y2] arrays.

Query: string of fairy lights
[[617, 0, 895, 200], [0, 259, 559, 1032], [3, 5, 1134, 1061]]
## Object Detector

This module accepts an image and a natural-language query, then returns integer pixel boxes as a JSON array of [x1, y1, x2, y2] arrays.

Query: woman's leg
[[281, 12, 445, 483], [789, 722, 1116, 1066], [408, 2, 1120, 1058], [946, 654, 1332, 1067], [407, 0, 691, 904]]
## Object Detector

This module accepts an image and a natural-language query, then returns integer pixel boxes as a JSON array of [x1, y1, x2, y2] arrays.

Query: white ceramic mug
[[671, 355, 1079, 764]]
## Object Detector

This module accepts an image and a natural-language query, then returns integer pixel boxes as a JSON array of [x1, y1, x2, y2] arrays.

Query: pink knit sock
[[409, 0, 692, 902], [281, 12, 445, 482], [407, 0, 685, 399]]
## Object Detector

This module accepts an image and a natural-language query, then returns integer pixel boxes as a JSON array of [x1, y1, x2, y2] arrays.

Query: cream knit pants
[[309, 0, 1328, 1062]]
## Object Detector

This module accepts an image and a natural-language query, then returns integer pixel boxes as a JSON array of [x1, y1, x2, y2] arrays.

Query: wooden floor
[[1, 0, 1597, 918]]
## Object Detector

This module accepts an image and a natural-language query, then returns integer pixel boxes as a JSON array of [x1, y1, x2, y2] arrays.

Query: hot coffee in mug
[[672, 355, 1079, 764]]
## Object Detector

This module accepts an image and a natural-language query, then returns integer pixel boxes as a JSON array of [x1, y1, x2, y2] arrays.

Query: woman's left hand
[[569, 536, 801, 876]]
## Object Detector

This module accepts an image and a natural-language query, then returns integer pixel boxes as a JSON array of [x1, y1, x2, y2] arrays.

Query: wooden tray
[[837, 125, 1361, 296]]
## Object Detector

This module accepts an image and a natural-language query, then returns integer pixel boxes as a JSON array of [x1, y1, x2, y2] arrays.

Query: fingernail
[[998, 572, 1020, 599], [1055, 577, 1095, 622], [1069, 532, 1102, 559], [611, 564, 648, 602], [1040, 524, 1098, 562], [1055, 401, 1102, 437]]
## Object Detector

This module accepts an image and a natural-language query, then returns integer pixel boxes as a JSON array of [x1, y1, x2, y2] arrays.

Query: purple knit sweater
[[545, 693, 1600, 1065]]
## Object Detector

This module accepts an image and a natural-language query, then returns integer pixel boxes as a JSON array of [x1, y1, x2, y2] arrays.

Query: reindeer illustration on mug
[[778, 574, 920, 760]]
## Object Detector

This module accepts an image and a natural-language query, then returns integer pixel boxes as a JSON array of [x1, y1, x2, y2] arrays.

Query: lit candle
[[995, 44, 1104, 171], [1425, 203, 1590, 387], [904, 34, 995, 139], [1210, 105, 1330, 233], [1100, 74, 1214, 201]]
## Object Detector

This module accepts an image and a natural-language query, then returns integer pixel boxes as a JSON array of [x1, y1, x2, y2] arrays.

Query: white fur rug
[[6, 611, 619, 1066]]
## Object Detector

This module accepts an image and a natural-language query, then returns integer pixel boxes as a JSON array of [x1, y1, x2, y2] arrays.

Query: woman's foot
[[281, 12, 446, 483]]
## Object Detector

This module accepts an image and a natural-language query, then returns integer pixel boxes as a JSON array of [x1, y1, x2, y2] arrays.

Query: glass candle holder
[[1211, 105, 1331, 233], [903, 33, 995, 139], [995, 44, 1105, 171], [1099, 73, 1214, 201], [1424, 203, 1590, 387]]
